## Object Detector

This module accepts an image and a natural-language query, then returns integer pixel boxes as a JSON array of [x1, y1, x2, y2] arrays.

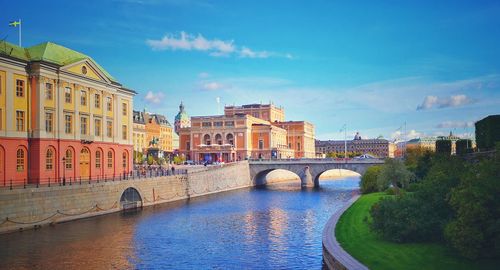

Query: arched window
[[95, 150, 101, 168], [65, 149, 73, 169], [46, 148, 54, 170], [122, 152, 127, 168], [226, 133, 234, 146], [203, 134, 211, 145], [215, 134, 222, 145], [107, 151, 113, 168], [16, 148, 25, 171]]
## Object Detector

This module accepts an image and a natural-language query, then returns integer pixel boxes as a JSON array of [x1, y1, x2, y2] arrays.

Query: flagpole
[[18, 19, 22, 47]]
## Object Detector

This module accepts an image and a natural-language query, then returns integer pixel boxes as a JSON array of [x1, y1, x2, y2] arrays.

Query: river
[[0, 177, 360, 270]]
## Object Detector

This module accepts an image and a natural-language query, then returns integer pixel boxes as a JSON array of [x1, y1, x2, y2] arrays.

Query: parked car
[[354, 154, 377, 159]]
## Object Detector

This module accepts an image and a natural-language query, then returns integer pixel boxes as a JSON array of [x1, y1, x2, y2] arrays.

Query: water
[[0, 177, 360, 270]]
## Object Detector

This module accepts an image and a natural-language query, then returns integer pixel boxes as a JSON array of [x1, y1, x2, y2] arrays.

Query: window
[[16, 111, 24, 131], [45, 112, 53, 133], [65, 114, 72, 134], [107, 151, 113, 168], [122, 102, 127, 116], [46, 149, 53, 170], [225, 121, 234, 127], [107, 97, 112, 111], [202, 122, 212, 127], [259, 140, 264, 150], [214, 121, 223, 127], [65, 87, 72, 103], [226, 134, 234, 146], [94, 119, 101, 136], [65, 149, 72, 169], [186, 141, 190, 151], [16, 80, 24, 97], [45, 83, 53, 100], [122, 152, 127, 168], [122, 125, 127, 140], [16, 149, 25, 171], [297, 142, 301, 151], [80, 116, 88, 135], [94, 94, 100, 108], [95, 151, 101, 168], [80, 90, 87, 106], [106, 121, 112, 137]]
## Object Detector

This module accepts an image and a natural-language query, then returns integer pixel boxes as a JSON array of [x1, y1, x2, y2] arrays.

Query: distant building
[[133, 110, 174, 157], [178, 103, 315, 162], [406, 132, 470, 155], [174, 102, 191, 135], [315, 132, 395, 158]]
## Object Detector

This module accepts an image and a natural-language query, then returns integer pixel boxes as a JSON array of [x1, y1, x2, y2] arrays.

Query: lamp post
[[62, 157, 66, 186]]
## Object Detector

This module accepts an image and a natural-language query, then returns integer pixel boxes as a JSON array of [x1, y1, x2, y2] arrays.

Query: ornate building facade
[[132, 110, 173, 156], [315, 132, 395, 158], [0, 41, 135, 185], [178, 103, 315, 162]]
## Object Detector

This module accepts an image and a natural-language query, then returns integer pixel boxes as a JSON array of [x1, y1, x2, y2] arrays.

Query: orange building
[[0, 41, 135, 186], [178, 103, 313, 162]]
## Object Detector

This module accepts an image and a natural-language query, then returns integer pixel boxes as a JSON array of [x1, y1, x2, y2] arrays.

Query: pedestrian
[[171, 166, 175, 175]]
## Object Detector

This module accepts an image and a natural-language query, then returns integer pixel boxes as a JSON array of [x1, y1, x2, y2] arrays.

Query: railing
[[0, 169, 188, 190], [248, 158, 384, 162]]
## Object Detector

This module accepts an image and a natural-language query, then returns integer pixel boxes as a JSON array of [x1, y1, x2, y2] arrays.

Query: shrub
[[360, 165, 382, 194], [435, 139, 452, 156], [377, 158, 413, 195]]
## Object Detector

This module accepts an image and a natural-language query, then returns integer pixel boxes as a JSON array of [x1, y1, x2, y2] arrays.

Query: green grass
[[335, 193, 499, 270]]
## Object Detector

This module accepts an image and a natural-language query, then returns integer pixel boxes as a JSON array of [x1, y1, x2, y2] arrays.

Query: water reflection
[[0, 177, 360, 269]]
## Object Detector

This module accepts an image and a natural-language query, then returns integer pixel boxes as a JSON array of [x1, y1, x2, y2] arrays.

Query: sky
[[3, 0, 500, 140]]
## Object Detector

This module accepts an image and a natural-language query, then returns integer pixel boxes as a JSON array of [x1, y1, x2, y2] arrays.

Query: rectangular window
[[95, 94, 100, 108], [80, 90, 87, 106], [214, 121, 223, 127], [259, 140, 264, 150], [202, 122, 212, 127], [107, 97, 112, 111], [297, 142, 301, 151], [16, 111, 24, 131], [122, 102, 127, 116], [122, 125, 127, 140], [45, 83, 53, 100], [16, 80, 24, 97], [65, 114, 72, 134], [65, 87, 72, 103], [186, 142, 190, 151], [94, 119, 101, 136], [224, 121, 234, 127], [106, 121, 112, 137], [80, 116, 88, 135], [45, 112, 53, 133]]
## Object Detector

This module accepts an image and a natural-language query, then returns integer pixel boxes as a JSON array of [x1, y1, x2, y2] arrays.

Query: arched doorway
[[80, 148, 90, 179], [120, 187, 143, 210]]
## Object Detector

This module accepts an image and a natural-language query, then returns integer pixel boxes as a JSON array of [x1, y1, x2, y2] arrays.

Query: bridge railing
[[248, 158, 384, 163]]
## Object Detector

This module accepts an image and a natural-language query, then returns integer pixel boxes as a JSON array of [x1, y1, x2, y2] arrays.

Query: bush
[[475, 115, 500, 151], [377, 158, 413, 195], [436, 139, 452, 156], [360, 165, 382, 194]]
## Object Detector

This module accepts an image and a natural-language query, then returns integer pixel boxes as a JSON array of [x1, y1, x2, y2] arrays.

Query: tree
[[475, 115, 500, 151], [360, 165, 382, 194], [377, 158, 412, 195], [455, 139, 473, 155], [134, 151, 143, 164], [173, 155, 185, 165], [436, 139, 452, 156], [147, 155, 155, 165]]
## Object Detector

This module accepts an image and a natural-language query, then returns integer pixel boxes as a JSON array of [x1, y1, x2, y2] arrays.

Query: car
[[354, 154, 377, 159]]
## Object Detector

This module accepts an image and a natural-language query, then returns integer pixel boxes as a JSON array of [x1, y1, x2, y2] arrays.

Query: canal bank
[[0, 161, 251, 234]]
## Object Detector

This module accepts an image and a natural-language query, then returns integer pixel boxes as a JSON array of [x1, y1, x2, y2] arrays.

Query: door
[[80, 148, 90, 179]]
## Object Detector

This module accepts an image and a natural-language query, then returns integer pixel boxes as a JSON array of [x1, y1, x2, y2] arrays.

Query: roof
[[0, 40, 117, 83]]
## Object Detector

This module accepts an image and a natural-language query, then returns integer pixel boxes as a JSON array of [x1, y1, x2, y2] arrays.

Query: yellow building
[[133, 110, 173, 157], [0, 41, 135, 185], [273, 121, 316, 158]]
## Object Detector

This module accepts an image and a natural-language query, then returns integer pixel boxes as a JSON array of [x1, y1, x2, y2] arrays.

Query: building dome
[[174, 101, 191, 134]]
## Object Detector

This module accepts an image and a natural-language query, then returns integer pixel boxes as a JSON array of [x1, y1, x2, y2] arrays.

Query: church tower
[[174, 101, 191, 135]]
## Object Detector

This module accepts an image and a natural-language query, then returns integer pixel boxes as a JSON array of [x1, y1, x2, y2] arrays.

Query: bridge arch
[[313, 169, 361, 187], [120, 187, 143, 210], [253, 169, 301, 186]]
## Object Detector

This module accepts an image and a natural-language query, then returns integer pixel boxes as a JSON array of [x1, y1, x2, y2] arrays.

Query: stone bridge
[[249, 159, 384, 188]]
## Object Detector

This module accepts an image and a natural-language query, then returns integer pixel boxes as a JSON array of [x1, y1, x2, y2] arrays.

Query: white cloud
[[147, 31, 292, 59], [201, 82, 225, 91], [436, 121, 474, 129], [391, 129, 422, 140], [198, 72, 210, 78], [144, 91, 165, 104], [417, 94, 474, 110]]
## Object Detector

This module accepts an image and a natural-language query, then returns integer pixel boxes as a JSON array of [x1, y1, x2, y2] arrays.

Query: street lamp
[[62, 157, 66, 186]]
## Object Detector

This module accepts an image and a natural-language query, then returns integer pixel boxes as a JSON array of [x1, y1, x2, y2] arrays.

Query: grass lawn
[[335, 192, 499, 270]]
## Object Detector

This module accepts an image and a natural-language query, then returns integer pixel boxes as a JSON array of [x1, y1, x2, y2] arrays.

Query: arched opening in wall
[[314, 169, 361, 189], [120, 187, 143, 211], [226, 133, 234, 146], [253, 169, 301, 186], [215, 134, 222, 145], [95, 148, 103, 178], [80, 147, 90, 179], [45, 146, 57, 181], [203, 134, 211, 145]]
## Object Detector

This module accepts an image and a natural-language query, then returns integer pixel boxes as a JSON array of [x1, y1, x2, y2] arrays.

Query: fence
[[0, 168, 188, 190]]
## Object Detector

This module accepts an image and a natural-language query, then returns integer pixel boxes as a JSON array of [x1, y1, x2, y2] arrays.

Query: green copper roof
[[0, 40, 117, 83]]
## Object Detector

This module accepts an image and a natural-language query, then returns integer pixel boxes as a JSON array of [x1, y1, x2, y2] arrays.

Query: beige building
[[316, 133, 395, 158], [178, 103, 315, 162], [133, 110, 173, 155]]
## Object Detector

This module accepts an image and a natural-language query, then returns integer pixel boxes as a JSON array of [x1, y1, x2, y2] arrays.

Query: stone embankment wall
[[0, 161, 251, 234]]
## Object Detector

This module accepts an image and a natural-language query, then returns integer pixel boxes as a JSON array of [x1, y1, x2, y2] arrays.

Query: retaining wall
[[0, 161, 252, 234]]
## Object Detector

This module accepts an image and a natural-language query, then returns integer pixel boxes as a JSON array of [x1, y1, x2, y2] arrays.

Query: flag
[[9, 21, 21, 27]]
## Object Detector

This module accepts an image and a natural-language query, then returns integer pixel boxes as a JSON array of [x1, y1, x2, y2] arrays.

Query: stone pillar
[[299, 166, 314, 188]]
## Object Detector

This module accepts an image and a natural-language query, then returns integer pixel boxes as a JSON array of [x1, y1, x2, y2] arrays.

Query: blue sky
[[3, 0, 500, 140]]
